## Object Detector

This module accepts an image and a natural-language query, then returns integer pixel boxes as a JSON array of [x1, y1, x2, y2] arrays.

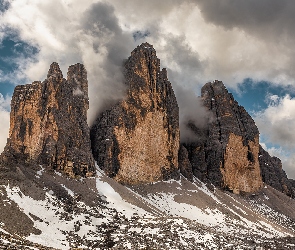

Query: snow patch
[[96, 167, 150, 218]]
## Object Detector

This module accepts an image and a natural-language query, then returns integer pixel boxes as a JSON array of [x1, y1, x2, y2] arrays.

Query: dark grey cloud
[[194, 0, 295, 41], [81, 2, 136, 124], [83, 3, 121, 35], [174, 85, 210, 143], [157, 36, 210, 142]]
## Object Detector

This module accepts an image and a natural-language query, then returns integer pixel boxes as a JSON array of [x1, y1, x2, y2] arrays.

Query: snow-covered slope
[[0, 165, 295, 249]]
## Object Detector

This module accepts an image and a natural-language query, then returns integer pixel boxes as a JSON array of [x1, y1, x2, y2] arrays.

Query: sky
[[0, 0, 295, 179]]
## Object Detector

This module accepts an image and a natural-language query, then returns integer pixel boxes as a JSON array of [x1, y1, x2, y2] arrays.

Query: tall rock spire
[[1, 63, 95, 177], [182, 80, 263, 194], [91, 43, 180, 184]]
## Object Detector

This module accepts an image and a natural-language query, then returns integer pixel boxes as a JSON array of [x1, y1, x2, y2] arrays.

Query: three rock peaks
[[1, 43, 294, 197]]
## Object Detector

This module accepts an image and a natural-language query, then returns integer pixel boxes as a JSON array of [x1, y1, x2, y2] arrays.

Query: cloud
[[174, 85, 210, 143], [0, 0, 137, 125], [0, 93, 10, 153], [254, 95, 295, 178], [254, 94, 295, 149], [193, 0, 295, 40]]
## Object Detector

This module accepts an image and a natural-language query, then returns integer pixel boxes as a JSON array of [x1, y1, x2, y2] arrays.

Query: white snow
[[36, 166, 44, 177], [54, 170, 62, 176], [96, 167, 150, 218], [61, 184, 74, 197], [6, 185, 71, 249]]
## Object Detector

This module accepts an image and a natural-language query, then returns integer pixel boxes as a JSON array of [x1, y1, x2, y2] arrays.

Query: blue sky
[[1, 0, 295, 179], [0, 37, 38, 95], [231, 79, 295, 114]]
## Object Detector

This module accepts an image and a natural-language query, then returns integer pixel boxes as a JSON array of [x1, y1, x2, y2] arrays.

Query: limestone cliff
[[90, 43, 179, 184], [178, 145, 193, 181], [1, 63, 95, 177], [259, 145, 295, 197], [182, 80, 263, 194]]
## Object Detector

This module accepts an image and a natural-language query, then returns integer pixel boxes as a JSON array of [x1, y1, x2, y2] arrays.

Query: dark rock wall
[[259, 145, 294, 197], [181, 80, 263, 194]]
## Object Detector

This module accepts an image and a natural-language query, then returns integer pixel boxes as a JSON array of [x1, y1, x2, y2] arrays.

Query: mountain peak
[[47, 62, 63, 80], [1, 62, 95, 178], [91, 43, 179, 185]]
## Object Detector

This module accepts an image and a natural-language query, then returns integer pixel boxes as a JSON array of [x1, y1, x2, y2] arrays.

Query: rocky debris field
[[0, 165, 294, 249]]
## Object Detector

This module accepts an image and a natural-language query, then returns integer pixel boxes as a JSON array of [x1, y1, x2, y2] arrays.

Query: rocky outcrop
[[259, 145, 295, 197], [90, 43, 179, 185], [182, 80, 263, 194], [178, 145, 193, 181], [1, 63, 95, 177]]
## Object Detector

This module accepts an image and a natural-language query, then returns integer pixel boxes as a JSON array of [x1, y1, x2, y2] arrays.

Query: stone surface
[[178, 145, 193, 181], [1, 62, 95, 177], [222, 133, 261, 194], [91, 43, 179, 184], [259, 145, 295, 197], [182, 80, 263, 194]]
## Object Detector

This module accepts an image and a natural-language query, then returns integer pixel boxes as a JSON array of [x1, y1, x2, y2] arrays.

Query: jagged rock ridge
[[0, 63, 95, 177], [90, 43, 179, 185], [259, 145, 295, 197], [181, 80, 263, 194]]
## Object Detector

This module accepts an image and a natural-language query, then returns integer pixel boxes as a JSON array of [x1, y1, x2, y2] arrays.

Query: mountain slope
[[0, 164, 295, 249]]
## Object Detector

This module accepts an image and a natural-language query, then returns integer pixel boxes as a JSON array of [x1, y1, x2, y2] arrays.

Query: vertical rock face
[[178, 145, 193, 181], [1, 63, 95, 177], [91, 43, 179, 185], [182, 80, 263, 194], [259, 145, 295, 197]]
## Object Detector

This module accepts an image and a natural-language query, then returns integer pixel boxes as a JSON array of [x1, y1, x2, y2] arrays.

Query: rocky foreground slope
[[0, 165, 295, 249], [0, 43, 294, 249]]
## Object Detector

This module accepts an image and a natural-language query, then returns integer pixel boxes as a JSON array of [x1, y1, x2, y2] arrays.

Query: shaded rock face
[[259, 145, 295, 197], [182, 81, 263, 194], [1, 63, 95, 177], [178, 145, 193, 181], [91, 43, 179, 185]]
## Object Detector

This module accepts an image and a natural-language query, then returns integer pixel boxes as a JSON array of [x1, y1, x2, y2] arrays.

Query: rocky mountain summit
[[0, 63, 95, 178], [90, 43, 179, 185], [181, 80, 263, 194], [180, 80, 295, 197]]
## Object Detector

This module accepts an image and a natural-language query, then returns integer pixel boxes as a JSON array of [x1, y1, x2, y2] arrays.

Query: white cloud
[[255, 95, 295, 179], [255, 95, 295, 148], [0, 93, 10, 153]]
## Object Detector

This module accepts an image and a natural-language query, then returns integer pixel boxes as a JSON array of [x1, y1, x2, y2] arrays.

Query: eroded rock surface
[[178, 145, 193, 181], [1, 63, 95, 177], [91, 43, 179, 184], [182, 80, 263, 194], [259, 145, 295, 197]]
